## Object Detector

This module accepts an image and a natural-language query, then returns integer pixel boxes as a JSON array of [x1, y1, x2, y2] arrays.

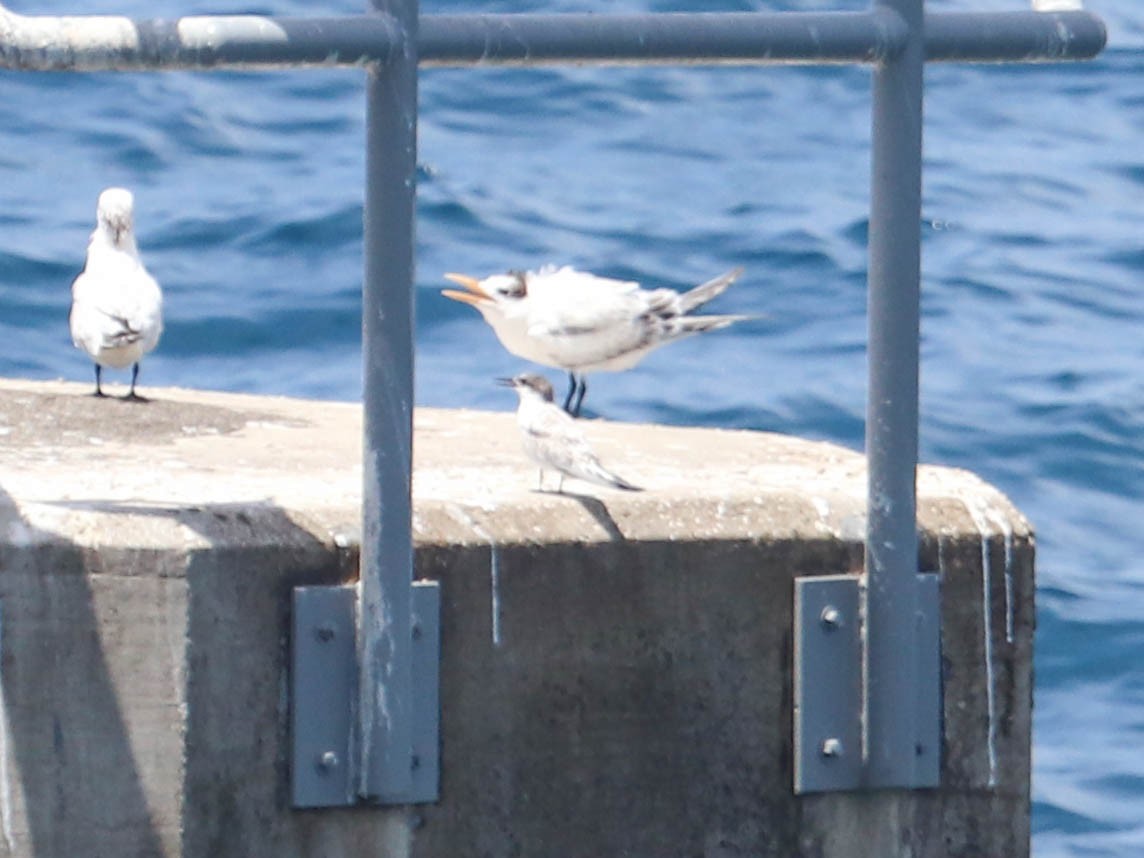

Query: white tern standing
[[499, 373, 641, 493], [446, 266, 748, 416], [69, 187, 163, 400]]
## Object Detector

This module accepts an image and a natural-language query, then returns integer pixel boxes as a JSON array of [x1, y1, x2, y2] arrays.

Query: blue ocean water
[[0, 0, 1141, 852]]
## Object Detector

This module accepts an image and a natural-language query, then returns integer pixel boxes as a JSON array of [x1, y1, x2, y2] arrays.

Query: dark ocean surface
[[1, 1, 1141, 854]]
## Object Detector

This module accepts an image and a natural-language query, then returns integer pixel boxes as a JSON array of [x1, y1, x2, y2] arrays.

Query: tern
[[69, 187, 164, 400], [499, 373, 641, 493], [445, 265, 748, 416]]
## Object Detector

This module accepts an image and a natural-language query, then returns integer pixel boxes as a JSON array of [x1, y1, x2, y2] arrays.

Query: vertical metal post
[[865, 0, 924, 787], [359, 0, 419, 801]]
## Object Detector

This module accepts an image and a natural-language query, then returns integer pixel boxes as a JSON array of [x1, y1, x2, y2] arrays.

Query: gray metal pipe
[[419, 10, 907, 66], [0, 3, 1104, 71], [419, 9, 1104, 67], [0, 5, 398, 70], [865, 0, 923, 787], [926, 10, 1107, 63], [359, 0, 418, 802]]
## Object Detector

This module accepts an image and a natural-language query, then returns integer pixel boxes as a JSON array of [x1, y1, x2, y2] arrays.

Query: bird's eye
[[501, 272, 528, 299]]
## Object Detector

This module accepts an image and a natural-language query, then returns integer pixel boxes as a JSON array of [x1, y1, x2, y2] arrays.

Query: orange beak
[[442, 273, 492, 306]]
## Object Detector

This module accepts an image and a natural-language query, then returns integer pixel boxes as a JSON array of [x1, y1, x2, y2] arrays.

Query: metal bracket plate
[[913, 572, 942, 787], [409, 580, 441, 802], [291, 581, 440, 808], [793, 575, 863, 793], [793, 573, 941, 794], [292, 585, 356, 808]]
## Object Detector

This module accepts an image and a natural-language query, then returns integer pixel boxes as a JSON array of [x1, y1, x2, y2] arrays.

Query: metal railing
[[0, 0, 1106, 804]]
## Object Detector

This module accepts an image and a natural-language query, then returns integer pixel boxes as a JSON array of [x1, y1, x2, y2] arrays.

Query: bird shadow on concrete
[[536, 489, 628, 542]]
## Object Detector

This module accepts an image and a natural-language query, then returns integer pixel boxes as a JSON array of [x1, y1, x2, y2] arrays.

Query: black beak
[[495, 377, 516, 388]]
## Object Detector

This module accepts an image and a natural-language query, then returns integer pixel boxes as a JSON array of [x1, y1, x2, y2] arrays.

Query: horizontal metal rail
[[419, 11, 907, 66], [0, 6, 1106, 71], [419, 11, 1106, 66], [926, 10, 1106, 62], [0, 11, 398, 69]]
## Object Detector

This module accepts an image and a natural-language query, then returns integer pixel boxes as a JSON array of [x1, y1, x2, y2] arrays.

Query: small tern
[[499, 373, 641, 494], [69, 187, 164, 400], [445, 266, 748, 416]]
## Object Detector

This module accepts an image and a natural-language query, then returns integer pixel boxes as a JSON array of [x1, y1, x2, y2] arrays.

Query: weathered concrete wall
[[0, 378, 1032, 858]]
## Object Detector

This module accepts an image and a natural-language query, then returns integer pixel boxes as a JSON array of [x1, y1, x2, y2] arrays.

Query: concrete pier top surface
[[0, 378, 1029, 548]]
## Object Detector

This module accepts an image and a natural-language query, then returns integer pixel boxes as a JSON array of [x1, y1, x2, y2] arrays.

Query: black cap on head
[[496, 373, 555, 402]]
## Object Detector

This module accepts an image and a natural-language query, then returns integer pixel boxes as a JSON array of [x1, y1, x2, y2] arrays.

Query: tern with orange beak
[[444, 265, 748, 416], [498, 373, 641, 493]]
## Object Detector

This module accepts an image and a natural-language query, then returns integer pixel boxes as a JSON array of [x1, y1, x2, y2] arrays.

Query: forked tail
[[678, 267, 744, 314]]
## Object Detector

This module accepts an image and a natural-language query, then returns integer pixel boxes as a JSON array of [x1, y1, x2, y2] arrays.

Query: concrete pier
[[0, 378, 1032, 857]]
